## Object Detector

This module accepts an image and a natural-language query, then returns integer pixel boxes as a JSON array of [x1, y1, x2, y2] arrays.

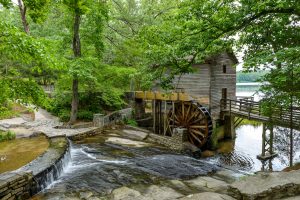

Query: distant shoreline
[[237, 82, 264, 86]]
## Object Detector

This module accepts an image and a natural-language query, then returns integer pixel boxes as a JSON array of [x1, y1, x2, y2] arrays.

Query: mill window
[[223, 65, 227, 73]]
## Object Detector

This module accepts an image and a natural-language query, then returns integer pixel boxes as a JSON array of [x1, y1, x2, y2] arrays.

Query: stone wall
[[147, 133, 183, 151], [147, 128, 189, 151], [68, 127, 102, 141], [93, 108, 132, 128], [0, 137, 70, 199], [0, 171, 33, 200]]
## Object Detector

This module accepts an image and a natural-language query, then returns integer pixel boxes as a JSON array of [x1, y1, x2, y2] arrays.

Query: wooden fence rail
[[220, 99, 300, 130]]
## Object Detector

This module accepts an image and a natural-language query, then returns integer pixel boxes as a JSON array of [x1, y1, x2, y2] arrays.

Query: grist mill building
[[171, 51, 238, 121], [133, 51, 238, 149]]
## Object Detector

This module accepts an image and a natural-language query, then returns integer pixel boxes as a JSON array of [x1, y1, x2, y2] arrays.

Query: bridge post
[[261, 158, 273, 171], [257, 123, 277, 161], [224, 116, 236, 139]]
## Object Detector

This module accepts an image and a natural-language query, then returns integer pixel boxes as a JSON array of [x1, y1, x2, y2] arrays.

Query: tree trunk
[[70, 77, 79, 124], [72, 13, 81, 57], [69, 12, 81, 124], [17, 0, 30, 34]]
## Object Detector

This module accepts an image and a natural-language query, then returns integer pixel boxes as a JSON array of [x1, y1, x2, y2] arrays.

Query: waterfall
[[31, 140, 72, 194]]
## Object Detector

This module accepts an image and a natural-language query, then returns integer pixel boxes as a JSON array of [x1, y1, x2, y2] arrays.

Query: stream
[[32, 131, 218, 199]]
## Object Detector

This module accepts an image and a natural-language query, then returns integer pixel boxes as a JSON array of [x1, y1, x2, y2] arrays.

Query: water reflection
[[274, 127, 300, 168], [207, 125, 300, 173], [0, 136, 49, 173]]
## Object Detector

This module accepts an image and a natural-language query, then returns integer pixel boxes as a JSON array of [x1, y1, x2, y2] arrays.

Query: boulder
[[212, 169, 242, 184], [0, 118, 26, 129], [228, 170, 300, 200], [122, 129, 148, 141], [185, 176, 229, 192], [111, 186, 142, 200], [105, 137, 151, 148], [143, 185, 184, 200], [179, 192, 236, 200], [79, 191, 93, 199], [281, 196, 300, 200], [168, 180, 193, 193]]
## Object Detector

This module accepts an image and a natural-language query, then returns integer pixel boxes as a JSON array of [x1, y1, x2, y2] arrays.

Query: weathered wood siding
[[209, 52, 236, 120], [173, 64, 211, 106], [154, 52, 237, 121]]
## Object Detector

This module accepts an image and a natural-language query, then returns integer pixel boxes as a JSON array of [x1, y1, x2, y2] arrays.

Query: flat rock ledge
[[228, 170, 300, 200]]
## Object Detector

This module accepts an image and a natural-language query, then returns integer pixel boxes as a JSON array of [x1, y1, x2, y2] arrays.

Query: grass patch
[[0, 130, 16, 142], [236, 118, 262, 127], [0, 102, 34, 120], [0, 106, 18, 120]]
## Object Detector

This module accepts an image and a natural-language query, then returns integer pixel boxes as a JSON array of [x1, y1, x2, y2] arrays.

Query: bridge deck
[[221, 98, 300, 130]]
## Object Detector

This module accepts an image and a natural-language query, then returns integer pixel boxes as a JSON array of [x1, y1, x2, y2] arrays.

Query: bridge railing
[[220, 99, 300, 128]]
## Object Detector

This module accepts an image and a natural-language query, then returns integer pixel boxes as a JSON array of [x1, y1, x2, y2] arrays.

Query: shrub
[[57, 109, 71, 122], [0, 106, 18, 120], [0, 130, 16, 142], [77, 110, 94, 121], [124, 118, 138, 127]]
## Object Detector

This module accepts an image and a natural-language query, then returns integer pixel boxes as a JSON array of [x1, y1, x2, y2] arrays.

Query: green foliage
[[1, 0, 299, 122], [24, 0, 51, 23], [0, 78, 49, 108], [46, 62, 136, 122], [77, 110, 94, 121], [0, 106, 18, 120], [0, 130, 16, 142], [124, 118, 138, 127], [0, 0, 12, 8], [0, 22, 51, 65], [237, 71, 267, 83], [237, 119, 262, 128]]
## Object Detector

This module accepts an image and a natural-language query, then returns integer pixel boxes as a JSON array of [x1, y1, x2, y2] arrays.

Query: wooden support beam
[[135, 91, 190, 101], [153, 99, 156, 134], [164, 101, 167, 136]]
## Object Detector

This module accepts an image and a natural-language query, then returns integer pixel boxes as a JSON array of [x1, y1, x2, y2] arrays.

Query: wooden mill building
[[158, 51, 238, 121], [134, 51, 238, 148]]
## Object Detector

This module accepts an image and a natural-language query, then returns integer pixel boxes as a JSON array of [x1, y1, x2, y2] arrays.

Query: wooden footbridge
[[220, 97, 300, 130], [221, 97, 300, 165]]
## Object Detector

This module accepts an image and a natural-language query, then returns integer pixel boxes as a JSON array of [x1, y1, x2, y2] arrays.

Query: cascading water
[[33, 134, 218, 199], [32, 140, 72, 194]]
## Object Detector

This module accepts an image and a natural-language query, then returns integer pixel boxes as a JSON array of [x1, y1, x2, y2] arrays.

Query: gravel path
[[0, 108, 97, 138]]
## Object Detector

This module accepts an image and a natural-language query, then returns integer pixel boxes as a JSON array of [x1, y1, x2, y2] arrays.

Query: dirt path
[[0, 108, 97, 138]]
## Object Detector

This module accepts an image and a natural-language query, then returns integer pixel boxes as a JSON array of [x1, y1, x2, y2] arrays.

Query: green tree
[[0, 21, 50, 107], [61, 0, 108, 124]]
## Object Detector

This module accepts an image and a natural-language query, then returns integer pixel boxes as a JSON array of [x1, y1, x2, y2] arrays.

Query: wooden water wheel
[[167, 101, 213, 148]]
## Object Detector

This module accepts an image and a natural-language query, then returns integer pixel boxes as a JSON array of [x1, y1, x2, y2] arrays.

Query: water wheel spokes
[[167, 101, 213, 148]]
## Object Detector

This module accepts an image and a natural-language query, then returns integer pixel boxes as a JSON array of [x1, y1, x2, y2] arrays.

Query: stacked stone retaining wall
[[93, 108, 132, 128], [147, 131, 187, 151], [0, 171, 33, 200]]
